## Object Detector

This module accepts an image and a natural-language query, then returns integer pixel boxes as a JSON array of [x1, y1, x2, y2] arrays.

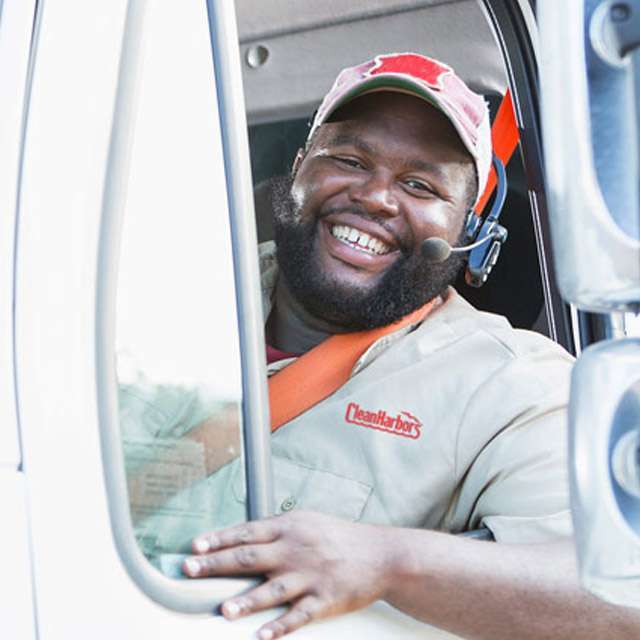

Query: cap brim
[[316, 74, 477, 163]]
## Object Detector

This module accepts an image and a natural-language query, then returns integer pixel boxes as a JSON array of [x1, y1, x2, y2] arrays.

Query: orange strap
[[268, 298, 437, 432], [474, 88, 519, 214]]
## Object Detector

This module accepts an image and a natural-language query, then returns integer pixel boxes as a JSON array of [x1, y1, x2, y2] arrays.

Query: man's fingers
[[183, 542, 281, 577], [191, 519, 280, 555], [255, 595, 324, 639], [220, 574, 308, 620]]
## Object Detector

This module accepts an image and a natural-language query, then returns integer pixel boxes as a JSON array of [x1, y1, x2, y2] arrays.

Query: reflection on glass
[[114, 1, 245, 563], [118, 366, 242, 558]]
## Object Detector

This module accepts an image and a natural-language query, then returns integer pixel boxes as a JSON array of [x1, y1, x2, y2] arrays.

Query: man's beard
[[270, 176, 466, 331]]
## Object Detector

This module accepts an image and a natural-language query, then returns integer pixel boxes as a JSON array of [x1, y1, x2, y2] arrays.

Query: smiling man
[[175, 53, 640, 638], [269, 90, 471, 338]]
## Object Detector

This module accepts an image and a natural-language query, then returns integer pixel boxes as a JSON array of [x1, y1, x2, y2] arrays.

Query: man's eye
[[404, 179, 434, 195], [335, 156, 364, 169]]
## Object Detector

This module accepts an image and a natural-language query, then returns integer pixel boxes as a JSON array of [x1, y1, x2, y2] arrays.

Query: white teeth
[[330, 224, 391, 255]]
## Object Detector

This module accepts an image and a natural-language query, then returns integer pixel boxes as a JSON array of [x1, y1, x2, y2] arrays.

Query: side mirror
[[538, 0, 640, 313], [569, 339, 640, 607]]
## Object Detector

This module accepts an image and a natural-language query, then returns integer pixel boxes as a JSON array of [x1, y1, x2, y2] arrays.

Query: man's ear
[[291, 148, 305, 178]]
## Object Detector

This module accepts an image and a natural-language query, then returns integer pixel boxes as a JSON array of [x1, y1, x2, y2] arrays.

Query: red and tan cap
[[309, 52, 492, 208]]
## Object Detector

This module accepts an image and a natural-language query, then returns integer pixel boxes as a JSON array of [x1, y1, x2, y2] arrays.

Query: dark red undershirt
[[266, 344, 299, 365]]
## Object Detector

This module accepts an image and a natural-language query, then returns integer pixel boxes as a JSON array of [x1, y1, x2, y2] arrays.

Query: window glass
[[115, 0, 245, 565]]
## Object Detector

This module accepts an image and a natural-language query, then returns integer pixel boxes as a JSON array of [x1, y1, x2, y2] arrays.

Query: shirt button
[[280, 496, 296, 512]]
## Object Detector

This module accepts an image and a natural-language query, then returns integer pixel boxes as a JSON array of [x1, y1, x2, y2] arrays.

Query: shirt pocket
[[232, 454, 373, 521]]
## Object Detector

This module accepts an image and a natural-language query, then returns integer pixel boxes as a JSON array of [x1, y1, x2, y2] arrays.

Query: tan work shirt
[[257, 242, 573, 543]]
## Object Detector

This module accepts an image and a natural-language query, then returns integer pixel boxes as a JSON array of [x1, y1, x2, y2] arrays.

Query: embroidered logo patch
[[345, 402, 422, 440], [368, 53, 452, 91]]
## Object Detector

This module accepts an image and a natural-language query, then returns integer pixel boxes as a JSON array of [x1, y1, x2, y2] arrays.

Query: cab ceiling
[[236, 0, 508, 125]]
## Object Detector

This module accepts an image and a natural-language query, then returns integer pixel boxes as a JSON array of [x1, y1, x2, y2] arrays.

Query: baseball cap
[[308, 52, 492, 208]]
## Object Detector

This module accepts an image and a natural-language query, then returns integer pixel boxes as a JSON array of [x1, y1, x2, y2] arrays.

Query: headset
[[421, 154, 508, 287], [464, 154, 508, 287]]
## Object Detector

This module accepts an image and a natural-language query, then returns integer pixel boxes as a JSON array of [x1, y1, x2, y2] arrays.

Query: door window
[[114, 0, 245, 561], [98, 5, 266, 603]]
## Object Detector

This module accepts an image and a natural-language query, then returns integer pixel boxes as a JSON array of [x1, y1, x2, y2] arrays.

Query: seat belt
[[268, 298, 438, 432], [268, 89, 520, 433], [474, 88, 519, 215]]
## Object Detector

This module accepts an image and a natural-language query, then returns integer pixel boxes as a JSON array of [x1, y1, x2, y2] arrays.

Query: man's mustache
[[270, 176, 412, 255]]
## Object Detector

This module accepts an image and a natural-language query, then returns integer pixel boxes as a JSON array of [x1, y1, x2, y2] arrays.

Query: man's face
[[273, 92, 476, 330]]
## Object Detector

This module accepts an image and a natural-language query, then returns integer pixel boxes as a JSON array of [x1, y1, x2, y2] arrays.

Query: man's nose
[[348, 172, 400, 217]]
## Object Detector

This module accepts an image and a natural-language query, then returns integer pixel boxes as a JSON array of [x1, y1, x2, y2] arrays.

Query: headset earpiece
[[465, 223, 508, 286]]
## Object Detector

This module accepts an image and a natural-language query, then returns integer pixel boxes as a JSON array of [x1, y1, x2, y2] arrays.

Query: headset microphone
[[421, 233, 500, 263]]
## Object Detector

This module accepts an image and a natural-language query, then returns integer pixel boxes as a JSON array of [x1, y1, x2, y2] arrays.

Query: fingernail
[[193, 538, 210, 553], [224, 601, 241, 619], [184, 558, 201, 576], [257, 628, 274, 640], [207, 534, 220, 549]]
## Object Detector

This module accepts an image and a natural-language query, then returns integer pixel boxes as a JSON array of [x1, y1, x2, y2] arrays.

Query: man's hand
[[183, 512, 640, 640], [182, 511, 397, 639]]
